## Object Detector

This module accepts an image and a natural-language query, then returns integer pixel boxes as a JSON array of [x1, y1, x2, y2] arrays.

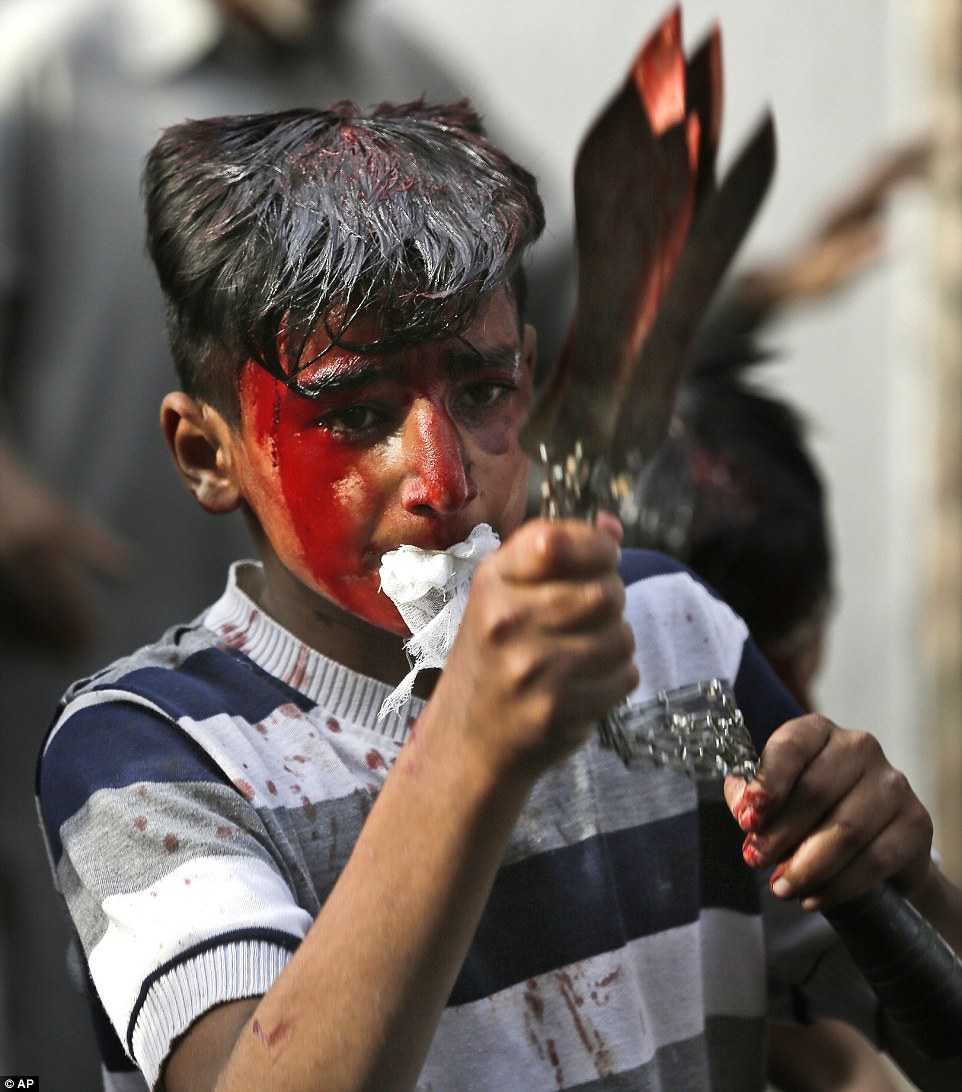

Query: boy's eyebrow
[[440, 342, 523, 376], [292, 342, 523, 397], [295, 359, 402, 397]]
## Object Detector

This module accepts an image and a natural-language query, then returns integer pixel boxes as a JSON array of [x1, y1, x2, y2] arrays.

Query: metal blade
[[610, 112, 776, 467], [683, 27, 723, 202], [521, 27, 698, 458]]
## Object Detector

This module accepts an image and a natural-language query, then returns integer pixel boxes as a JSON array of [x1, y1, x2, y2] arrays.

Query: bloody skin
[[228, 286, 536, 636]]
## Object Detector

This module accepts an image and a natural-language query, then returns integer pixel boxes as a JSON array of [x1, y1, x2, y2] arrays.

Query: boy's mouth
[[376, 522, 488, 562], [376, 523, 502, 719]]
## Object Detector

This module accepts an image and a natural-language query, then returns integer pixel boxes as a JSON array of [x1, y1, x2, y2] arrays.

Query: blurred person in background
[[627, 140, 929, 1091], [0, 0, 463, 1084], [629, 336, 897, 1092]]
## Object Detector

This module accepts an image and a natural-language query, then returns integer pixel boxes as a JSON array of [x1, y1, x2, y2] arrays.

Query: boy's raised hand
[[428, 515, 639, 781]]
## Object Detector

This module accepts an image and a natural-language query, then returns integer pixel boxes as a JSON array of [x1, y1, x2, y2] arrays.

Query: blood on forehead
[[273, 282, 519, 394]]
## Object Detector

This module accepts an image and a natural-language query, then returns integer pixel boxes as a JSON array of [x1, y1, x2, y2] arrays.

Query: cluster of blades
[[522, 6, 775, 770], [521, 6, 776, 494]]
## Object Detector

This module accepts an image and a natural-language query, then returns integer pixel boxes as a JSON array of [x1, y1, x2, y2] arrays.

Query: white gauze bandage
[[377, 523, 501, 720]]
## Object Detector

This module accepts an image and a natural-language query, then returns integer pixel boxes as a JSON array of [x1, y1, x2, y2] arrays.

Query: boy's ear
[[160, 392, 242, 515]]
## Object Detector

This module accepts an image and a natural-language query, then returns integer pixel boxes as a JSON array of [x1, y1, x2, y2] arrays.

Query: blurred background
[[1, 1, 960, 1088]]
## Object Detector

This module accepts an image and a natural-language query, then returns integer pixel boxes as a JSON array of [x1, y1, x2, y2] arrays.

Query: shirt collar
[[205, 561, 426, 741]]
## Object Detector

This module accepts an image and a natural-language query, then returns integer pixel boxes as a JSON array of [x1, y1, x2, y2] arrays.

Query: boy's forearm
[[163, 519, 629, 1092], [206, 707, 537, 1092]]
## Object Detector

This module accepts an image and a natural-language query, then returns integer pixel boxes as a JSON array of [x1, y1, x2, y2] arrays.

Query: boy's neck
[[251, 549, 428, 692]]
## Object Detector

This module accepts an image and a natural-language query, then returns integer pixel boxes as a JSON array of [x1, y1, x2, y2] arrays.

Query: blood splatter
[[555, 968, 613, 1077], [733, 784, 773, 832], [365, 749, 387, 771], [234, 779, 255, 801], [252, 1017, 289, 1051], [284, 646, 309, 690], [163, 833, 180, 854], [547, 1038, 563, 1086], [742, 836, 766, 869]]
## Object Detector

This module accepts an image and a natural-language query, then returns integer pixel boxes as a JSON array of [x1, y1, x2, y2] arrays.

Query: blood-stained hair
[[143, 100, 544, 422]]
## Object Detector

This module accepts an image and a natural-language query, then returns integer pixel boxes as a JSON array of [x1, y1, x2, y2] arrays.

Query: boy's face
[[229, 287, 535, 634]]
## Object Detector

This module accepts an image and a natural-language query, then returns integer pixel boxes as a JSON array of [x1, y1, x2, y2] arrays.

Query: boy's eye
[[320, 404, 386, 435], [458, 381, 514, 410]]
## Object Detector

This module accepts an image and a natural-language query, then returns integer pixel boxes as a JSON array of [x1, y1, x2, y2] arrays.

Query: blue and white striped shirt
[[37, 553, 879, 1090]]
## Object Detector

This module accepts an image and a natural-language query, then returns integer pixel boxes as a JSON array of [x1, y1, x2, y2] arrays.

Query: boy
[[37, 102, 961, 1091]]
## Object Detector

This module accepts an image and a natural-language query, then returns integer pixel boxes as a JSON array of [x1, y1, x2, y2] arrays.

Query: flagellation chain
[[537, 443, 759, 780], [609, 678, 760, 780]]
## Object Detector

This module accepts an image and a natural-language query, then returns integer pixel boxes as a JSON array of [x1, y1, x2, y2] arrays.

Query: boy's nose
[[400, 401, 477, 515]]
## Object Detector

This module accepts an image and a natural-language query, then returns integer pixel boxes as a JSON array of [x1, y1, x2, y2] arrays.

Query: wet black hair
[[143, 100, 545, 422]]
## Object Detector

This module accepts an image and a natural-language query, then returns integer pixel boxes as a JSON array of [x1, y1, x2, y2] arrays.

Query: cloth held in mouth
[[377, 523, 501, 719]]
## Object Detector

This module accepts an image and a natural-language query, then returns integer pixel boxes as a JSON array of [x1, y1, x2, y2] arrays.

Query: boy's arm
[[726, 715, 962, 1090], [162, 517, 638, 1092]]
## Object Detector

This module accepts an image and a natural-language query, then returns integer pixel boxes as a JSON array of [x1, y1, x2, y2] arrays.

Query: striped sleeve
[[38, 691, 312, 1086], [619, 549, 801, 748]]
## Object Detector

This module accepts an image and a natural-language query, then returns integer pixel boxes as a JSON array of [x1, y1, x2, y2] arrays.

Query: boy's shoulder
[[618, 546, 689, 584], [618, 547, 736, 614], [59, 614, 217, 707], [618, 546, 799, 753], [53, 608, 311, 734]]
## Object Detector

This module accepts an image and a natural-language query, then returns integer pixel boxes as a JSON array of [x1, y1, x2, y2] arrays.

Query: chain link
[[538, 445, 759, 781], [612, 678, 760, 780]]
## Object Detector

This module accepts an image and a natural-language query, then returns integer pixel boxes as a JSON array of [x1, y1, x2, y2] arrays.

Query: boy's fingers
[[499, 518, 620, 582], [742, 765, 890, 887], [523, 571, 627, 633], [727, 715, 834, 832], [726, 716, 844, 853], [771, 816, 910, 910], [730, 716, 935, 907]]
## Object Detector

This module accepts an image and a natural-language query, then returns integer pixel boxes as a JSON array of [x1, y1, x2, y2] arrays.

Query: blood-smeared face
[[229, 288, 534, 634]]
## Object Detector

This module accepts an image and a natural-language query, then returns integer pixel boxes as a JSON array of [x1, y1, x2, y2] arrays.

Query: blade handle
[[824, 882, 962, 1061]]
